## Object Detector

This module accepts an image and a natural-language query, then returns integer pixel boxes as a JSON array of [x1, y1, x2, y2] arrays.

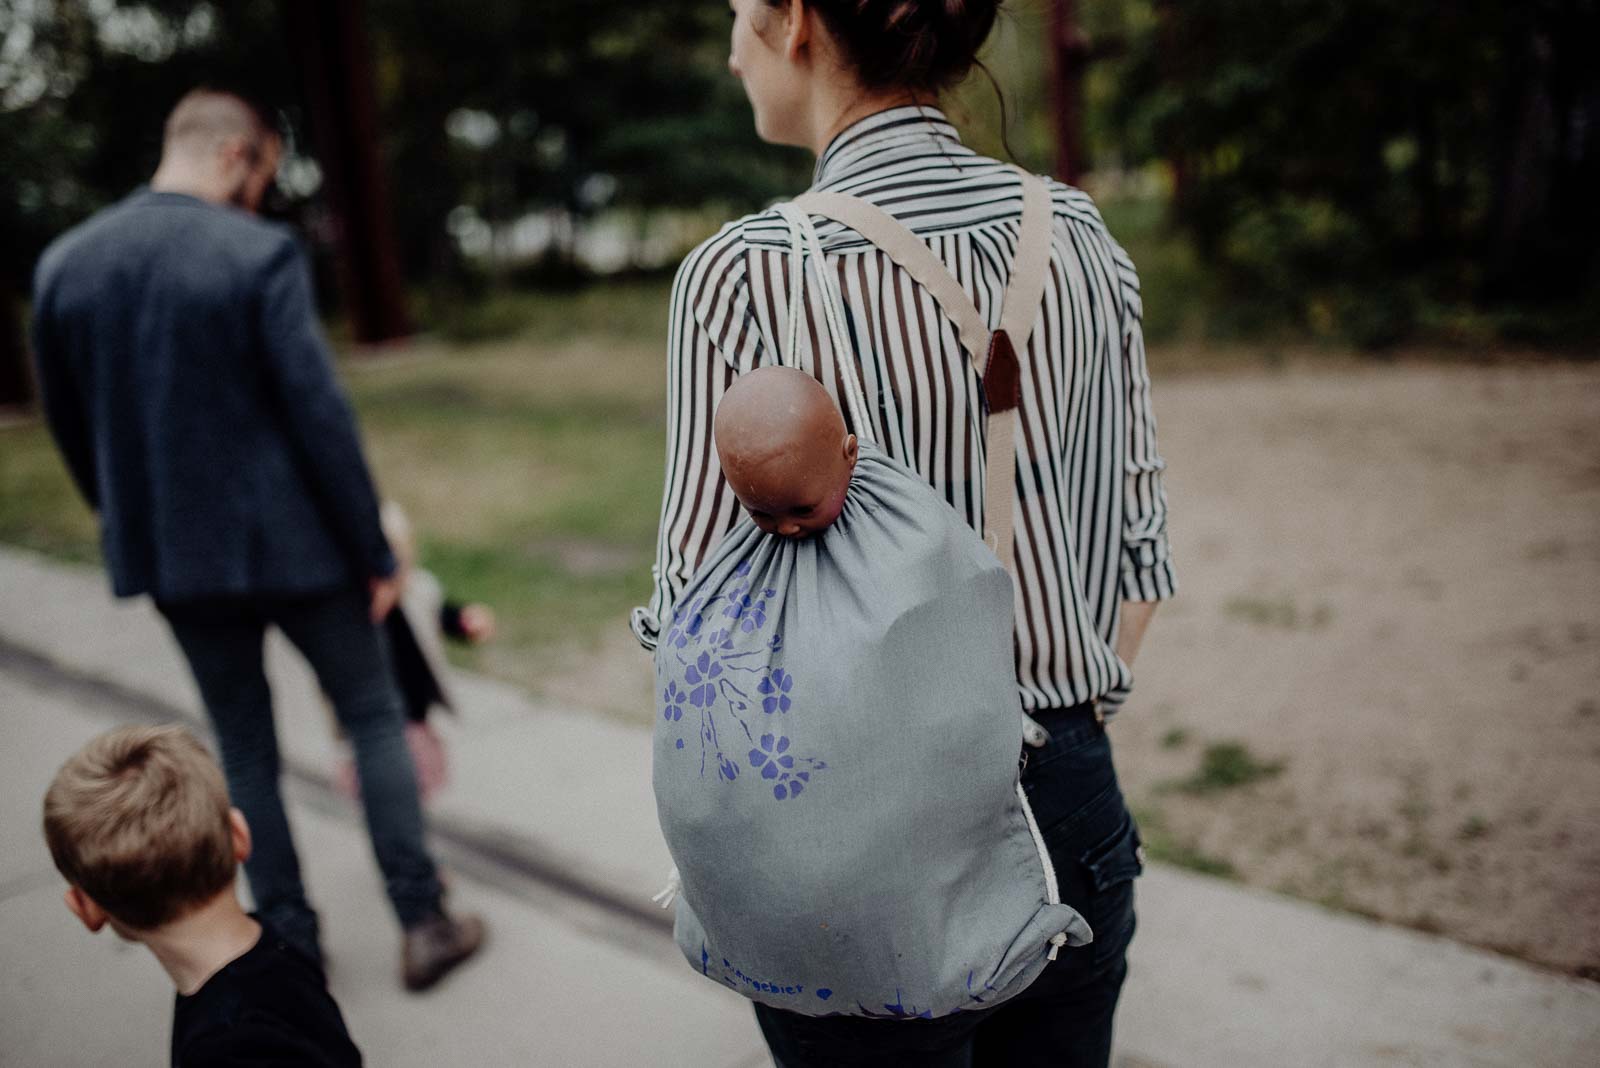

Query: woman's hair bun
[[812, 0, 1002, 93]]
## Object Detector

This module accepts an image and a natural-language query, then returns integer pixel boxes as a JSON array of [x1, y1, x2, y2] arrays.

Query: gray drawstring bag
[[652, 172, 1091, 1019]]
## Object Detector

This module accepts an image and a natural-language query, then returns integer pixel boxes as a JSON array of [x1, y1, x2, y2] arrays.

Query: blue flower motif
[[774, 771, 810, 800], [758, 670, 794, 714], [684, 652, 723, 708], [702, 626, 736, 652], [717, 753, 739, 781], [669, 607, 708, 650], [747, 733, 796, 782], [662, 681, 686, 722], [735, 560, 752, 578]]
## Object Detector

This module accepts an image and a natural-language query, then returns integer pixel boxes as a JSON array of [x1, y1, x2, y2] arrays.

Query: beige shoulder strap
[[792, 192, 994, 366], [791, 172, 1054, 571]]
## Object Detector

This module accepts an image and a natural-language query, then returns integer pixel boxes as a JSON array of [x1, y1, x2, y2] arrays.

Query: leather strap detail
[[984, 329, 1022, 415]]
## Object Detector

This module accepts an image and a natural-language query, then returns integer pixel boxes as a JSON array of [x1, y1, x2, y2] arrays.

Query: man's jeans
[[159, 590, 444, 958], [753, 705, 1142, 1068]]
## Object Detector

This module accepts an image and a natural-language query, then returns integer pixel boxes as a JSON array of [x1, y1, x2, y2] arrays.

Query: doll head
[[714, 366, 859, 538]]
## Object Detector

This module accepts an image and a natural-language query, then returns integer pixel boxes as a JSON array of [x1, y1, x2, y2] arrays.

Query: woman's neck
[[807, 89, 925, 158]]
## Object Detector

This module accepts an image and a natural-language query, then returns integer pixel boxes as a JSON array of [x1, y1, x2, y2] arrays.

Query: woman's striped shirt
[[632, 106, 1177, 714]]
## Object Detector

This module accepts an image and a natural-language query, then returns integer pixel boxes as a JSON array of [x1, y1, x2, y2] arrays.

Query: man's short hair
[[162, 88, 271, 160], [42, 725, 236, 930]]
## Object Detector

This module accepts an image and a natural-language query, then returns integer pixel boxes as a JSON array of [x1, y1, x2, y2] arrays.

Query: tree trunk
[[1049, 0, 1089, 185], [282, 0, 411, 344], [1484, 4, 1600, 302], [0, 285, 33, 408]]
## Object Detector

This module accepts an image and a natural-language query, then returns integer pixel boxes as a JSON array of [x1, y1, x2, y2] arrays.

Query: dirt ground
[[1115, 359, 1600, 978], [540, 358, 1600, 978]]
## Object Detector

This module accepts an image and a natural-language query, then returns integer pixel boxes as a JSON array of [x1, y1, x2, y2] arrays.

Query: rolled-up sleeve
[[1111, 239, 1177, 603], [631, 222, 759, 650]]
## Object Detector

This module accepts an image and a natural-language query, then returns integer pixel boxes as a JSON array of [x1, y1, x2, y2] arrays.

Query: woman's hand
[[1116, 601, 1157, 667]]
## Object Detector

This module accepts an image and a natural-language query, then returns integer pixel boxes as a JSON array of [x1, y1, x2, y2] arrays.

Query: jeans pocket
[[1076, 813, 1143, 968], [1081, 814, 1143, 894]]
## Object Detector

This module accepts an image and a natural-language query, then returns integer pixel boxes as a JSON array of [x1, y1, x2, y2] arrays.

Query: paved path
[[2, 545, 1597, 1066], [1, 665, 769, 1068]]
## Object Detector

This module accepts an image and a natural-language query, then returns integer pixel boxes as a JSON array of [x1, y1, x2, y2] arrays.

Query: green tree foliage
[[0, 1, 299, 400], [363, 0, 809, 284], [1, 2, 298, 283], [1109, 0, 1600, 346], [1, 0, 805, 304]]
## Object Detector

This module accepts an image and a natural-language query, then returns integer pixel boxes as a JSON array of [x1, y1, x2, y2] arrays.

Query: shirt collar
[[812, 105, 972, 188]]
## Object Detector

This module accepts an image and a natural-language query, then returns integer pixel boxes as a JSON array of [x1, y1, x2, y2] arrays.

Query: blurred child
[[335, 501, 496, 801], [43, 725, 362, 1066]]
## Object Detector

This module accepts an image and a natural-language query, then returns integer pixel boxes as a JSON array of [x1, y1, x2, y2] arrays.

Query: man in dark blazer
[[31, 88, 483, 991]]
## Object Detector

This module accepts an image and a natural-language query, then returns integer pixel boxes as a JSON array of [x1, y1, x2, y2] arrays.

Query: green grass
[[0, 423, 101, 563], [337, 295, 670, 693], [1168, 741, 1286, 795], [410, 276, 674, 345], [1160, 726, 1190, 750], [0, 282, 672, 702], [1223, 595, 1334, 631]]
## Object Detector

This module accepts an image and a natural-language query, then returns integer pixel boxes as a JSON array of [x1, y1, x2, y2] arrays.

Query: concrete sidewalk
[[3, 544, 1597, 1066]]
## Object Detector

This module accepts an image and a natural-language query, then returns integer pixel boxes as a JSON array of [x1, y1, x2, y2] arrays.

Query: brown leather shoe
[[401, 911, 486, 992]]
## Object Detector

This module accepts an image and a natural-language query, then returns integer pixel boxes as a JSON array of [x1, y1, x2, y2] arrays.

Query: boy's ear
[[64, 886, 108, 934], [843, 432, 859, 468], [229, 808, 252, 864]]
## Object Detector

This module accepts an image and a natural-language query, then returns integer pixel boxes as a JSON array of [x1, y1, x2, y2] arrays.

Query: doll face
[[730, 431, 858, 538], [715, 366, 859, 539]]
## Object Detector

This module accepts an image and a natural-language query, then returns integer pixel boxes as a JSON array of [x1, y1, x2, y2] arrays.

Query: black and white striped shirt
[[633, 106, 1176, 713]]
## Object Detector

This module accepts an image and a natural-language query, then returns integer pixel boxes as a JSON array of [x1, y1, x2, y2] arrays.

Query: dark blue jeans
[[753, 705, 1141, 1068], [159, 590, 444, 959]]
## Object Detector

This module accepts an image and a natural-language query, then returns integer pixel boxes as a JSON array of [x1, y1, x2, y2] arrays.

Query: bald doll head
[[715, 366, 859, 538]]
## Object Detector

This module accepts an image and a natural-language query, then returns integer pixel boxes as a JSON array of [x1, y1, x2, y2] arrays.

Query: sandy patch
[[1119, 360, 1600, 976]]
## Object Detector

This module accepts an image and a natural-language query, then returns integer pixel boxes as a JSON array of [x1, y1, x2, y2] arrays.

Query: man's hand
[[369, 574, 403, 623]]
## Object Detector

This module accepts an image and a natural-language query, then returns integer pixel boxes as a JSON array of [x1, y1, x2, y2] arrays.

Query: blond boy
[[43, 726, 362, 1066]]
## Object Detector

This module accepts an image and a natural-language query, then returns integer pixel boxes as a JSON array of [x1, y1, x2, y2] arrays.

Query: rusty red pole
[[1050, 0, 1090, 185], [283, 0, 410, 344]]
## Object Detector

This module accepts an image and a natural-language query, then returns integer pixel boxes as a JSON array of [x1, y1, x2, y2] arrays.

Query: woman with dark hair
[[633, 2, 1177, 1064]]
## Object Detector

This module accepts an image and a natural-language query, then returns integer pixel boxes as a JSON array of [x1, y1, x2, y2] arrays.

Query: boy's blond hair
[[42, 725, 236, 930]]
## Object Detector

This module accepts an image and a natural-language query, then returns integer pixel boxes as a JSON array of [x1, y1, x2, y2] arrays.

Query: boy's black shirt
[[171, 921, 362, 1067]]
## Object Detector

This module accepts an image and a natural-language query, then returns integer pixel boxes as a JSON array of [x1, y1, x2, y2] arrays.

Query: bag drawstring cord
[[651, 867, 681, 910], [1047, 931, 1069, 962]]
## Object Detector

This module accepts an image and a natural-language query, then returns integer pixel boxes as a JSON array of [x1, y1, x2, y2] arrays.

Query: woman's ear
[[843, 432, 859, 469], [782, 0, 811, 61]]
